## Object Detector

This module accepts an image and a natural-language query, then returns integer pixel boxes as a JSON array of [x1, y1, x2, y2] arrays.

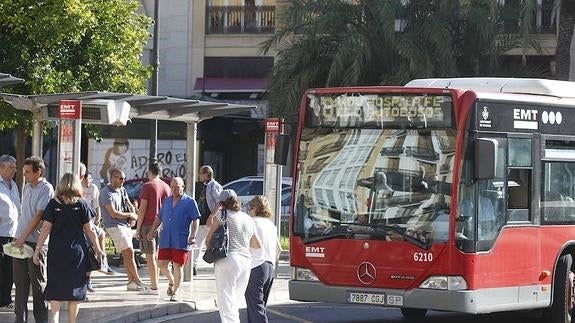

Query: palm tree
[[263, 0, 542, 119], [553, 0, 575, 79]]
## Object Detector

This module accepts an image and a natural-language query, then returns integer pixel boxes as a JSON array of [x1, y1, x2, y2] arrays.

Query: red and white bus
[[284, 78, 575, 321]]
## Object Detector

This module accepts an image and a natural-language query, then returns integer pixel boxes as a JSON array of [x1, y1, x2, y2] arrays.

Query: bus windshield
[[294, 127, 456, 249]]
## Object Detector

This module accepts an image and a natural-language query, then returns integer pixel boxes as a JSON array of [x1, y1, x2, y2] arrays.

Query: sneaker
[[86, 281, 95, 293], [127, 281, 146, 291], [193, 267, 197, 276], [136, 281, 150, 289], [0, 302, 14, 312], [170, 293, 179, 302], [140, 288, 159, 295]]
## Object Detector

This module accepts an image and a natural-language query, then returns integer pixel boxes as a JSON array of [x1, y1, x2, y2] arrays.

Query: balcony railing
[[499, 0, 556, 34], [206, 5, 275, 34]]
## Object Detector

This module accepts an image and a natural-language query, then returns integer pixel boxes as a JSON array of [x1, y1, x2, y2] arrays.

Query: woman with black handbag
[[205, 189, 260, 323], [33, 173, 105, 323]]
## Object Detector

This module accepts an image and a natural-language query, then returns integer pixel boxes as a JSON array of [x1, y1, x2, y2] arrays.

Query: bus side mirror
[[475, 138, 497, 179], [274, 134, 290, 165]]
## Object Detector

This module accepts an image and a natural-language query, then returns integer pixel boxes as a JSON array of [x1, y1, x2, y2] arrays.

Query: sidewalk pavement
[[0, 253, 291, 323]]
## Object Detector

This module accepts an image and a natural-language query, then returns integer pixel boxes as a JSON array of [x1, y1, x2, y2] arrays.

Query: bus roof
[[405, 78, 575, 99]]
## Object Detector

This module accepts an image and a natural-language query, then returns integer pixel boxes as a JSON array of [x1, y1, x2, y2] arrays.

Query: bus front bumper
[[289, 280, 550, 314]]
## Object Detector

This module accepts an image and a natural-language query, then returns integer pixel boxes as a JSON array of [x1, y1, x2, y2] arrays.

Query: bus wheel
[[547, 253, 574, 323], [400, 307, 427, 320]]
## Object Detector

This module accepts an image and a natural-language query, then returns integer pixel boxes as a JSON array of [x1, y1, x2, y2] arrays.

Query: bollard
[[183, 248, 193, 282]]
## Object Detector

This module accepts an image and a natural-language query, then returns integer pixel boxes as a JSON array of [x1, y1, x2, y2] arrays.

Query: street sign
[[59, 100, 82, 119], [265, 118, 281, 133], [58, 100, 82, 180], [264, 118, 284, 234]]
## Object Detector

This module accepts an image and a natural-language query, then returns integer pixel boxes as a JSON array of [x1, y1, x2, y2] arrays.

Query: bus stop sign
[[58, 100, 82, 180]]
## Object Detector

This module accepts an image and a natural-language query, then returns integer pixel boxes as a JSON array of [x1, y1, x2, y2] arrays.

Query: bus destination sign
[[306, 93, 453, 128]]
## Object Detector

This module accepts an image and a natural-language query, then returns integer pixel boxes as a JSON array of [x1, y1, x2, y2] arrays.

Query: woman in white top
[[245, 196, 282, 323], [206, 189, 260, 323]]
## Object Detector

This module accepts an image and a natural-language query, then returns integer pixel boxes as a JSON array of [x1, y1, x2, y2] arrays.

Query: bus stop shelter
[[0, 91, 255, 200], [0, 73, 24, 87]]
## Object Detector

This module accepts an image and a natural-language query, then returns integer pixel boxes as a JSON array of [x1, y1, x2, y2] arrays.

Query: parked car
[[222, 176, 293, 216], [123, 177, 172, 202]]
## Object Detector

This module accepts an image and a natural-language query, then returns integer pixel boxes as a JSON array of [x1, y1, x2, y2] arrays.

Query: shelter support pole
[[31, 116, 43, 158], [183, 121, 198, 282], [149, 0, 160, 162]]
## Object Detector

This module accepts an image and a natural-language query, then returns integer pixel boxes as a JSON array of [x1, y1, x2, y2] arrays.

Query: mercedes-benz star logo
[[357, 262, 376, 285]]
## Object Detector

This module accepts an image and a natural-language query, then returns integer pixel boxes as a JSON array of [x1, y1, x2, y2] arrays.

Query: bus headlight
[[292, 267, 319, 281], [419, 276, 468, 290]]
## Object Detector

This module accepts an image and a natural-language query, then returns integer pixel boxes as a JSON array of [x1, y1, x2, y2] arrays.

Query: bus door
[[457, 133, 541, 289]]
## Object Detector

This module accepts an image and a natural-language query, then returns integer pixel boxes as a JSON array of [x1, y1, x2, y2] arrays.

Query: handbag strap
[[120, 187, 132, 211], [220, 209, 228, 227]]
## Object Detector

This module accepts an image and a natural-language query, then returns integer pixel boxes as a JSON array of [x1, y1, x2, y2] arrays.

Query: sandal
[[0, 302, 14, 312], [167, 284, 174, 296]]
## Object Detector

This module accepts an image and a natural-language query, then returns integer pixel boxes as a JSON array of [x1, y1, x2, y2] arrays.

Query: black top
[[198, 184, 211, 225]]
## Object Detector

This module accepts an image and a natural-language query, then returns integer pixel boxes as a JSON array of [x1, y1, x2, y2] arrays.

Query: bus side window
[[477, 137, 506, 250], [507, 138, 532, 222], [543, 190, 565, 222], [477, 182, 497, 240], [542, 160, 575, 223], [507, 168, 531, 221]]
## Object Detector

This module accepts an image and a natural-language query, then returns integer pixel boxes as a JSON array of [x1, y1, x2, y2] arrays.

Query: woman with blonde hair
[[244, 196, 282, 323], [33, 173, 105, 323], [206, 189, 260, 323]]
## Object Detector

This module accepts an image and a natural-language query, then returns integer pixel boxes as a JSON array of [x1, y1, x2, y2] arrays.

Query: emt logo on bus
[[513, 109, 539, 130], [477, 103, 566, 133], [305, 246, 326, 258], [510, 108, 564, 130]]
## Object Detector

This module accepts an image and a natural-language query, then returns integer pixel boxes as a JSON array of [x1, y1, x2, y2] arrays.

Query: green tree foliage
[[263, 0, 543, 119], [0, 0, 152, 131]]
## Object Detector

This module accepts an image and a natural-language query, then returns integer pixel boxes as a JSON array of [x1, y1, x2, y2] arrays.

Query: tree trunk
[[554, 1, 575, 80]]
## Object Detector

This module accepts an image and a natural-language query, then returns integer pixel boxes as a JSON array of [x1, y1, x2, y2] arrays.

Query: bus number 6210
[[413, 252, 433, 262]]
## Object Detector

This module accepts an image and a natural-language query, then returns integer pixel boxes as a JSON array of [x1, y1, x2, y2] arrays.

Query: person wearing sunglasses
[[99, 168, 145, 291]]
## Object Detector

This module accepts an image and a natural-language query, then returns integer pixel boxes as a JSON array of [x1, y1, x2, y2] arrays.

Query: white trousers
[[214, 254, 251, 323], [192, 225, 209, 267]]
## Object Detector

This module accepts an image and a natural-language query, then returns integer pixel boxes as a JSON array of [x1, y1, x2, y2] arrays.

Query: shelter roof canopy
[[0, 91, 254, 123], [0, 73, 24, 87]]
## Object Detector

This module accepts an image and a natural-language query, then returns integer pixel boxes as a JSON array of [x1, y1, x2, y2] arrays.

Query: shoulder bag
[[203, 209, 229, 264], [121, 188, 135, 213], [85, 243, 101, 272]]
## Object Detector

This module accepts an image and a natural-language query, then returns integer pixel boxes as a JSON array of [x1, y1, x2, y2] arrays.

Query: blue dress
[[43, 198, 94, 301]]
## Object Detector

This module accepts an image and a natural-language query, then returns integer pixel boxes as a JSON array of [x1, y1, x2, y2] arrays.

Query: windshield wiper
[[302, 223, 431, 250], [303, 232, 353, 243], [372, 224, 432, 250]]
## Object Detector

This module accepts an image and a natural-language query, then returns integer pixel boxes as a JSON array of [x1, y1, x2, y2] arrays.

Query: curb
[[138, 291, 293, 322], [279, 250, 289, 261], [94, 302, 196, 323]]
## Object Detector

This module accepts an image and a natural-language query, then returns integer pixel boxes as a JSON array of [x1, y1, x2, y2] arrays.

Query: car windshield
[[293, 128, 456, 248]]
